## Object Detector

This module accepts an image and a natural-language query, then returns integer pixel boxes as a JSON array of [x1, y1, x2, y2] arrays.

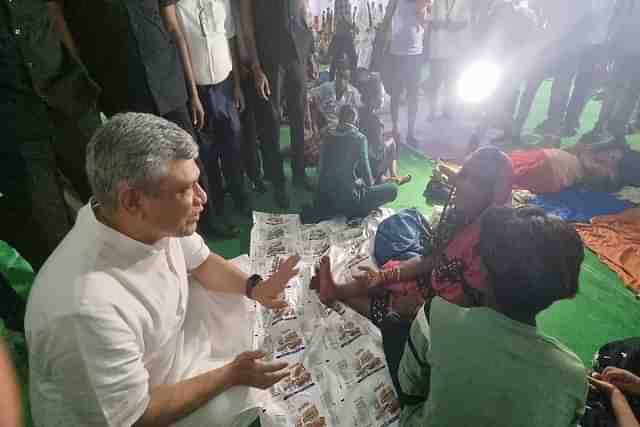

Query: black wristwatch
[[245, 274, 263, 299]]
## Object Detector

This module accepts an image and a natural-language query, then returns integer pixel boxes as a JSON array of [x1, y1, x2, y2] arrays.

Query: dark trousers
[[564, 45, 610, 130], [162, 105, 226, 226], [240, 76, 264, 185], [606, 54, 640, 139], [255, 59, 307, 183], [0, 108, 101, 272], [197, 78, 247, 209]]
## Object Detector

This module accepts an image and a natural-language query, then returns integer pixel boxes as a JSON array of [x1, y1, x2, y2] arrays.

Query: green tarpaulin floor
[[2, 82, 640, 425]]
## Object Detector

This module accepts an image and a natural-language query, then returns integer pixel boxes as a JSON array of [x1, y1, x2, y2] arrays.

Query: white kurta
[[26, 204, 261, 427], [428, 0, 474, 60]]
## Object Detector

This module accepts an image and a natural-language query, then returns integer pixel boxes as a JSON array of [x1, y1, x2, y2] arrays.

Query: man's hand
[[253, 66, 271, 100], [234, 83, 246, 113], [308, 55, 319, 81], [190, 96, 206, 130], [600, 368, 640, 396], [229, 351, 289, 389], [251, 255, 300, 309]]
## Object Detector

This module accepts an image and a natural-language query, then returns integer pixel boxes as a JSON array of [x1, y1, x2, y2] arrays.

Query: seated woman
[[398, 207, 588, 426], [305, 61, 363, 165], [358, 75, 411, 186], [316, 146, 514, 321], [310, 105, 398, 221]]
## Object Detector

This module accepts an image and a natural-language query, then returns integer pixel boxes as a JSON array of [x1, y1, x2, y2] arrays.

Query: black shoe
[[293, 175, 315, 192], [251, 179, 267, 194], [274, 186, 290, 209]]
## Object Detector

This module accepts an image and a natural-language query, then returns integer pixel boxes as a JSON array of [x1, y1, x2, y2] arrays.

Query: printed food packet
[[343, 381, 401, 427]]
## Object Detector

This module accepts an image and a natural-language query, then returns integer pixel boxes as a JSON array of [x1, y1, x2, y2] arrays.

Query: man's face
[[139, 159, 206, 239]]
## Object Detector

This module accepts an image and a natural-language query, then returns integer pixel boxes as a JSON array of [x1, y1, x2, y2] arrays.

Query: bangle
[[245, 274, 263, 299]]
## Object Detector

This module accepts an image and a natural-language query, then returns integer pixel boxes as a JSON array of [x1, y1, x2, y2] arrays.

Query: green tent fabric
[[2, 82, 640, 426]]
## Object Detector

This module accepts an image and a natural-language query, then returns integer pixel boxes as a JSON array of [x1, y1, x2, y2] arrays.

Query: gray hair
[[86, 113, 199, 211]]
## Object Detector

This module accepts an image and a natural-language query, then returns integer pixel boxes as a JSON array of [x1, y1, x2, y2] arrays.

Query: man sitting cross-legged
[[25, 113, 298, 427]]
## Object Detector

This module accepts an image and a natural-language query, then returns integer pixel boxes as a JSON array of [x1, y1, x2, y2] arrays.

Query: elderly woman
[[316, 146, 514, 318]]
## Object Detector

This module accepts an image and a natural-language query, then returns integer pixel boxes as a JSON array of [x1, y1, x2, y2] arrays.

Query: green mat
[[2, 82, 640, 426]]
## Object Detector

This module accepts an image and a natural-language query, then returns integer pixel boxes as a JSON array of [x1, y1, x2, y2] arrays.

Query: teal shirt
[[399, 298, 588, 427], [317, 123, 374, 203]]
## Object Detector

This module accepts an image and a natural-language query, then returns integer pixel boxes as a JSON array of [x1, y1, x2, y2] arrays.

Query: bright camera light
[[457, 61, 501, 103]]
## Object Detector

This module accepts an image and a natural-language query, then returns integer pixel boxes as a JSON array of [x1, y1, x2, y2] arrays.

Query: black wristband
[[246, 274, 263, 299]]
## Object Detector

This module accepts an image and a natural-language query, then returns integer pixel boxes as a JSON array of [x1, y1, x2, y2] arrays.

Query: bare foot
[[318, 256, 338, 304]]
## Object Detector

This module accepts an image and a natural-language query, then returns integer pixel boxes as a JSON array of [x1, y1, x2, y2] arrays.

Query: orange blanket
[[576, 208, 640, 295]]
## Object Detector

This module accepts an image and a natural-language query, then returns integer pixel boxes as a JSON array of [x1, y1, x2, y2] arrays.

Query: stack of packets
[[248, 210, 402, 427]]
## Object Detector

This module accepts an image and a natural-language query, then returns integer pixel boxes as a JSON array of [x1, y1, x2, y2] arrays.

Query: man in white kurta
[[25, 112, 297, 427]]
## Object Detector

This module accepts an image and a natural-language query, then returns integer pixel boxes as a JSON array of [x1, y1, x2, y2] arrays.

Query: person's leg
[[513, 65, 546, 139], [284, 60, 309, 185], [545, 53, 579, 133], [607, 55, 640, 140], [240, 76, 266, 191], [255, 62, 289, 207], [564, 46, 603, 133], [424, 59, 443, 119], [49, 108, 102, 202], [389, 55, 405, 138], [163, 104, 238, 237], [350, 183, 398, 217], [406, 55, 421, 144], [214, 78, 250, 214], [0, 140, 73, 272]]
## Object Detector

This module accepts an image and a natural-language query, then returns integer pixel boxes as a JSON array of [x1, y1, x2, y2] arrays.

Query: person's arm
[[47, 0, 81, 60], [239, 0, 270, 99], [0, 339, 21, 427], [136, 352, 288, 427], [229, 37, 246, 113], [589, 375, 640, 427], [160, 3, 205, 129], [191, 254, 300, 309]]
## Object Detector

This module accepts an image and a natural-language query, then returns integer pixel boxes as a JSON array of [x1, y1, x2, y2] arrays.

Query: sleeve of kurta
[[180, 233, 211, 271], [71, 293, 151, 427]]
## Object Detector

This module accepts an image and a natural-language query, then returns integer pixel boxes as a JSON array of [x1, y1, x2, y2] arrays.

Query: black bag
[[580, 338, 640, 427]]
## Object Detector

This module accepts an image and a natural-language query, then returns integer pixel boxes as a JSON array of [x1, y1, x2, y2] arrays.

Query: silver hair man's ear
[[86, 113, 199, 211]]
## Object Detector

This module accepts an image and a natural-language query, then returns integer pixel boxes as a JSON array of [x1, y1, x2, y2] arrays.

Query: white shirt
[[429, 0, 474, 60], [390, 0, 425, 56], [26, 204, 259, 427], [177, 0, 235, 85]]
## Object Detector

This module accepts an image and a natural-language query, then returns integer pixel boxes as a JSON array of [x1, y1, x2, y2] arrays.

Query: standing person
[[231, 0, 267, 194], [240, 0, 317, 209], [426, 0, 475, 120], [599, 0, 640, 144], [329, 0, 358, 80], [173, 0, 251, 217], [57, 0, 237, 238], [383, 0, 427, 146], [0, 0, 101, 272]]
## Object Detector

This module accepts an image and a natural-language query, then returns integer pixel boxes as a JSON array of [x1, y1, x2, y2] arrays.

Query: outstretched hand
[[252, 255, 301, 309], [354, 266, 382, 289]]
